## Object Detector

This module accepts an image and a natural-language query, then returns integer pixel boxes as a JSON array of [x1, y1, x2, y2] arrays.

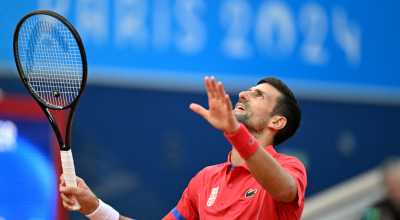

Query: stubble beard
[[234, 109, 269, 138], [234, 101, 252, 126], [234, 112, 251, 126], [234, 111, 261, 135]]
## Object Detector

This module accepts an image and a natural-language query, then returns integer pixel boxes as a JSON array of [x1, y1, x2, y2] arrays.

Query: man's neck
[[230, 128, 274, 165], [231, 148, 245, 165]]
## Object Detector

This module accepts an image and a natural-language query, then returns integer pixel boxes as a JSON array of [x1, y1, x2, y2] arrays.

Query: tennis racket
[[13, 10, 87, 210]]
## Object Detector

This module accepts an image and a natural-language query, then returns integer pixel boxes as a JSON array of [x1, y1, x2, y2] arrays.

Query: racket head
[[13, 10, 87, 110]]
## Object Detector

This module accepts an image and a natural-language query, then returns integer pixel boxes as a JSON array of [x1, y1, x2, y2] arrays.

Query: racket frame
[[13, 10, 88, 152]]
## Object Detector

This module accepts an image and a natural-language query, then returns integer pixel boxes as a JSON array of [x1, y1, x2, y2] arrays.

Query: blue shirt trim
[[172, 207, 187, 220]]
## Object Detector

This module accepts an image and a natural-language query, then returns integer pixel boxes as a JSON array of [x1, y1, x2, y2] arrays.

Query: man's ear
[[268, 115, 287, 131]]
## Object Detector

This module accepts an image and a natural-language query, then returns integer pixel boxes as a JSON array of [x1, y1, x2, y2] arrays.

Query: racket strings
[[18, 14, 83, 108]]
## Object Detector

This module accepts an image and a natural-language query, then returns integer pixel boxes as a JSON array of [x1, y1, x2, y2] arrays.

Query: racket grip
[[61, 149, 82, 211]]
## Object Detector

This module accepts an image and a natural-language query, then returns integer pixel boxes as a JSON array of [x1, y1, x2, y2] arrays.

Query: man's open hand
[[190, 76, 240, 134]]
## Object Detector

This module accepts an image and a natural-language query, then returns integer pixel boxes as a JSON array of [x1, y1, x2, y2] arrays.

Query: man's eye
[[257, 94, 263, 98]]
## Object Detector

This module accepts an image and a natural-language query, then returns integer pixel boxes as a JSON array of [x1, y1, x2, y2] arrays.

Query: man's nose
[[238, 91, 249, 101]]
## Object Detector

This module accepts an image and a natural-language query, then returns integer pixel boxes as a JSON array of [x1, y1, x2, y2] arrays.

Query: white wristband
[[86, 199, 119, 220]]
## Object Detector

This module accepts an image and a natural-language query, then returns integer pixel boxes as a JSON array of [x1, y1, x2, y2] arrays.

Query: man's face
[[233, 83, 282, 133]]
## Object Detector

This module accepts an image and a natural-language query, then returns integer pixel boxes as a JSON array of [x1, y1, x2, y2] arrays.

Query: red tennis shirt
[[163, 145, 307, 220]]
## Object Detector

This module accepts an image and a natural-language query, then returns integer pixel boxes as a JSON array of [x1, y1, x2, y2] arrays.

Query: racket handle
[[61, 149, 82, 211]]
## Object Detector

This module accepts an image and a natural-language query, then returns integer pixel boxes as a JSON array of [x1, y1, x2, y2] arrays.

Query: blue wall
[[2, 0, 400, 102], [1, 77, 400, 219]]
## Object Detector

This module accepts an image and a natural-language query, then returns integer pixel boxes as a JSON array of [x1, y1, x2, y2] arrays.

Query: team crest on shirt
[[207, 187, 219, 206]]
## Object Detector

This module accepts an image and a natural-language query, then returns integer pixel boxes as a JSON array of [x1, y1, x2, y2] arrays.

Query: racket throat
[[65, 104, 78, 151], [42, 106, 68, 150]]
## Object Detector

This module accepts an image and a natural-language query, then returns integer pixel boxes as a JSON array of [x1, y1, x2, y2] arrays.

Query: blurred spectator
[[359, 158, 400, 220]]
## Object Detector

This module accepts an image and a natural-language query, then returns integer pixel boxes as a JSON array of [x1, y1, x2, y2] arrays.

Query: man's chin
[[234, 113, 248, 124]]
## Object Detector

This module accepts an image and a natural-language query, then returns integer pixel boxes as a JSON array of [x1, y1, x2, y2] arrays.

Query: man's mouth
[[234, 103, 247, 111]]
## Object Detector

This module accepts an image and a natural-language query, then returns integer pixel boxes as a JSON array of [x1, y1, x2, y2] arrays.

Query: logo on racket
[[207, 187, 219, 207]]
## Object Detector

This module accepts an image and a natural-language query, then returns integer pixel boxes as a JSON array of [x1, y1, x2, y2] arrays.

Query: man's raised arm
[[189, 76, 298, 203]]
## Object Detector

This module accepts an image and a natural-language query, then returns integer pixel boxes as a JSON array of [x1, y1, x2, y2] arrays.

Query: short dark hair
[[257, 77, 301, 146]]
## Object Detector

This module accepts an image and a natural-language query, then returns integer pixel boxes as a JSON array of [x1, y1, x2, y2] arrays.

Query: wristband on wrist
[[86, 199, 119, 220], [224, 123, 259, 159]]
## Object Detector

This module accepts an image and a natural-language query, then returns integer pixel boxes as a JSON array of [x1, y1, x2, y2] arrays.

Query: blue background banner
[[1, 0, 400, 103]]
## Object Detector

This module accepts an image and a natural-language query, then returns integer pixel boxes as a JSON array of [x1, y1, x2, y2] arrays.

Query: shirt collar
[[226, 145, 277, 171]]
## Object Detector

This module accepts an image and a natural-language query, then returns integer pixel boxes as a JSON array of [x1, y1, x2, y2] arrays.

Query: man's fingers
[[205, 76, 227, 102], [225, 94, 233, 112], [63, 186, 77, 194], [59, 182, 65, 193], [205, 77, 214, 100], [218, 82, 227, 104], [63, 200, 73, 210], [61, 192, 76, 210], [210, 77, 220, 99], [190, 103, 208, 118], [60, 185, 81, 196], [60, 192, 74, 205]]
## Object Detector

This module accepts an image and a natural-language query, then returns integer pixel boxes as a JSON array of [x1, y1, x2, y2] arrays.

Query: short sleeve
[[277, 155, 307, 212], [163, 169, 205, 220]]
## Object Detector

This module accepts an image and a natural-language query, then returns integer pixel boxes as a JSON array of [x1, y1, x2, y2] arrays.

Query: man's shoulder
[[192, 162, 227, 185], [200, 162, 227, 175], [274, 152, 307, 174], [274, 152, 303, 164]]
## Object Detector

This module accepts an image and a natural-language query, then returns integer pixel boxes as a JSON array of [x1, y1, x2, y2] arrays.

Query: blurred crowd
[[359, 158, 400, 220]]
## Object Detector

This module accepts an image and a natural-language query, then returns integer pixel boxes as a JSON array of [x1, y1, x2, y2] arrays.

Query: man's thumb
[[190, 103, 207, 118]]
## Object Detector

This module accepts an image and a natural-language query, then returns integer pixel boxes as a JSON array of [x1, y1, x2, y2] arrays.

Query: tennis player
[[60, 76, 307, 220]]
